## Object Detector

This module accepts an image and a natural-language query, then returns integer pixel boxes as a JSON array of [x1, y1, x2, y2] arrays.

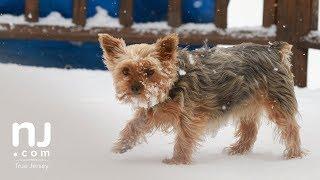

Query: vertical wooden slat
[[276, 0, 295, 42], [263, 0, 277, 27], [292, 0, 312, 87], [294, 0, 312, 41], [168, 0, 182, 27], [119, 0, 133, 27], [292, 47, 308, 87], [277, 0, 312, 87], [73, 0, 87, 26], [25, 0, 39, 22], [311, 0, 319, 30], [215, 0, 228, 29]]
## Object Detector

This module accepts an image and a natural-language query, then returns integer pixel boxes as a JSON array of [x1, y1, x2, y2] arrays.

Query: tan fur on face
[[99, 33, 179, 109], [99, 34, 304, 165]]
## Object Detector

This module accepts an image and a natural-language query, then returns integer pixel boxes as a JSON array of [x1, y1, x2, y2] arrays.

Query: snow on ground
[[0, 63, 319, 180], [308, 49, 320, 89]]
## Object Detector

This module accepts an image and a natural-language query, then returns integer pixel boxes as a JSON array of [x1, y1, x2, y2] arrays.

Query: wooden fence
[[0, 0, 319, 87]]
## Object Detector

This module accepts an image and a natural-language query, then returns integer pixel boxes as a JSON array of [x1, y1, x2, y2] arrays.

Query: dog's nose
[[131, 82, 142, 94]]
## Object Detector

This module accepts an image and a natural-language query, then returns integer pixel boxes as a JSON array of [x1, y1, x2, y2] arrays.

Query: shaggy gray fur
[[170, 42, 297, 120]]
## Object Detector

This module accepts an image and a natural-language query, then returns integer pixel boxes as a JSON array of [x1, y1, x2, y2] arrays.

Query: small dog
[[98, 33, 304, 164]]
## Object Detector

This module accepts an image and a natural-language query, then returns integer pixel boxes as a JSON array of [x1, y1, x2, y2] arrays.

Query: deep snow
[[0, 63, 319, 180]]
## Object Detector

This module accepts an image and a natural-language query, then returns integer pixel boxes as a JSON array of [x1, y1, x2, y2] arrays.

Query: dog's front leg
[[163, 113, 206, 165], [112, 108, 153, 154]]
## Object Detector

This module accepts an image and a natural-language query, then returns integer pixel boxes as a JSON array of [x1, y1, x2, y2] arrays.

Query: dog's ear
[[98, 33, 126, 70], [155, 33, 179, 63]]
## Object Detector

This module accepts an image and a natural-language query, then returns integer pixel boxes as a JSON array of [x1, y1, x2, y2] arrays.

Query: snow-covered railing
[[300, 31, 320, 49], [0, 0, 276, 45], [0, 0, 319, 88]]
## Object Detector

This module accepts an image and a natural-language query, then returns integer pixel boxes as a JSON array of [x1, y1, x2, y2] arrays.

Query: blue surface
[[0, 40, 105, 70], [0, 0, 24, 15], [0, 0, 216, 69], [182, 0, 215, 23]]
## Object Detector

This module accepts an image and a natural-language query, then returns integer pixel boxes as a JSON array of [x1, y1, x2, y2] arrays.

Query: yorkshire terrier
[[98, 33, 304, 165]]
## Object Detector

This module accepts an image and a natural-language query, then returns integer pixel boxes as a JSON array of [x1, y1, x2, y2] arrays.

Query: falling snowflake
[[179, 69, 186, 76], [188, 54, 195, 64], [274, 67, 278, 71], [193, 0, 203, 8], [222, 105, 226, 110], [268, 47, 272, 52]]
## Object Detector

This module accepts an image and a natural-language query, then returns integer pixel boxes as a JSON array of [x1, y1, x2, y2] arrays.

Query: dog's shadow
[[111, 151, 283, 165], [111, 154, 164, 165], [244, 152, 283, 161], [198, 150, 283, 164]]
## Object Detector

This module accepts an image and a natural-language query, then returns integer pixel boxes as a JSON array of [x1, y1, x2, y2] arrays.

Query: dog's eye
[[122, 67, 130, 76], [145, 69, 154, 77]]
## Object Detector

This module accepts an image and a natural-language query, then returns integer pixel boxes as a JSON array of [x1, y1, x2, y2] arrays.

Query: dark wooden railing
[[0, 0, 319, 87]]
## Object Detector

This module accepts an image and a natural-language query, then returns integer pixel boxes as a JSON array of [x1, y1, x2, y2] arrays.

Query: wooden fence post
[[263, 0, 277, 27], [215, 0, 228, 29], [73, 0, 87, 26], [119, 0, 133, 27], [311, 0, 319, 30], [276, 0, 313, 87], [292, 0, 312, 87], [25, 0, 39, 22], [168, 0, 182, 27]]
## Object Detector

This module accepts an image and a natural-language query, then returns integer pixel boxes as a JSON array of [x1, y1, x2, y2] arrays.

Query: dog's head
[[98, 33, 179, 109]]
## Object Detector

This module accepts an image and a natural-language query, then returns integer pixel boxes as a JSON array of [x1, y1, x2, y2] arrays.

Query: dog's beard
[[115, 84, 167, 109], [130, 97, 150, 109], [126, 96, 158, 109]]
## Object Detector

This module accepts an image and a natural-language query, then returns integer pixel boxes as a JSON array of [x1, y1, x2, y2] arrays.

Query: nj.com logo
[[12, 122, 51, 147], [12, 122, 51, 170]]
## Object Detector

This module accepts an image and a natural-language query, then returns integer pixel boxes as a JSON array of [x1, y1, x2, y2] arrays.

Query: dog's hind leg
[[227, 111, 260, 155], [264, 97, 304, 159]]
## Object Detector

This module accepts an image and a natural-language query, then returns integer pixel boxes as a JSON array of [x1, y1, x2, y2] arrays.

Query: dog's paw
[[111, 144, 133, 154], [283, 148, 306, 159], [224, 145, 250, 156], [162, 158, 191, 165]]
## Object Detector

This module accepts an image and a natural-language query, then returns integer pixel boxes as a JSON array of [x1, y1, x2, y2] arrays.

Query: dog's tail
[[270, 41, 293, 68]]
